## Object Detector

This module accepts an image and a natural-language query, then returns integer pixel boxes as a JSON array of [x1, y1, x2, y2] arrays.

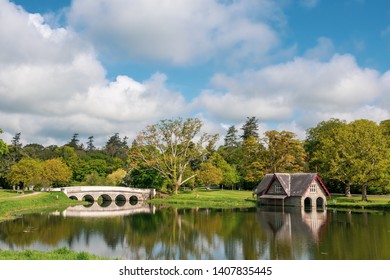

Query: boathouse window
[[310, 183, 317, 193], [275, 184, 282, 193]]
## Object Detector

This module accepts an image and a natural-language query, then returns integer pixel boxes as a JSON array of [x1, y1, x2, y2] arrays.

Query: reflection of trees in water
[[6, 206, 376, 260], [314, 210, 390, 260], [0, 207, 307, 259]]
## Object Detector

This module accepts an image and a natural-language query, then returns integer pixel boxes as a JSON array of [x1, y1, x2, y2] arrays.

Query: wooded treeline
[[1, 117, 390, 199]]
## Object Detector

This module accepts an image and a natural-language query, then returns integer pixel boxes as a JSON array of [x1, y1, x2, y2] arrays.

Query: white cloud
[[0, 0, 189, 146], [67, 0, 282, 66], [195, 53, 389, 132]]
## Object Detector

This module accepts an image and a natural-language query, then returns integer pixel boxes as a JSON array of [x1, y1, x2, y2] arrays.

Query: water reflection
[[257, 206, 328, 243], [51, 201, 155, 218], [0, 205, 389, 259], [256, 206, 329, 259]]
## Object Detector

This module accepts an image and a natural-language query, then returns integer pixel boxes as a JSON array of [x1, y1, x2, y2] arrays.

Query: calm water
[[0, 202, 389, 260]]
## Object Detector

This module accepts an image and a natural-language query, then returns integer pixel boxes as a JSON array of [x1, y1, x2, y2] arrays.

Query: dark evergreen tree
[[11, 132, 22, 148], [224, 125, 239, 147], [86, 136, 96, 151], [67, 133, 81, 149], [104, 133, 129, 160], [240, 116, 259, 140]]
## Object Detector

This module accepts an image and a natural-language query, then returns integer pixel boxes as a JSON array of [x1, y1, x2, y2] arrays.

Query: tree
[[239, 136, 265, 189], [196, 162, 223, 189], [124, 166, 165, 190], [264, 130, 306, 173], [311, 119, 390, 200], [42, 158, 72, 188], [129, 117, 217, 194], [67, 133, 81, 150], [86, 136, 96, 152], [241, 116, 259, 140], [106, 168, 127, 186], [305, 119, 348, 194], [209, 153, 240, 189], [0, 129, 8, 156], [7, 158, 43, 189], [224, 125, 239, 148], [104, 133, 128, 160]]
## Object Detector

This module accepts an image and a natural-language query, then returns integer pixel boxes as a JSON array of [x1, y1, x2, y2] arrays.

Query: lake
[[0, 202, 389, 260]]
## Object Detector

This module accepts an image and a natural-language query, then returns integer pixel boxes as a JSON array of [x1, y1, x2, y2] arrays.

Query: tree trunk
[[174, 173, 182, 195], [345, 184, 352, 197], [362, 185, 367, 201]]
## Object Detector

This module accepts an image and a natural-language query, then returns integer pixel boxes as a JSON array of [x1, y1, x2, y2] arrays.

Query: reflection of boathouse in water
[[256, 207, 329, 259], [257, 207, 329, 243]]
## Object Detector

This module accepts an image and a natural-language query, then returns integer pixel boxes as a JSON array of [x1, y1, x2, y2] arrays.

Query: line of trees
[[1, 117, 390, 199]]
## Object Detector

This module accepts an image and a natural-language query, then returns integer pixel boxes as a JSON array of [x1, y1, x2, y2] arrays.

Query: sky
[[1, 0, 390, 147]]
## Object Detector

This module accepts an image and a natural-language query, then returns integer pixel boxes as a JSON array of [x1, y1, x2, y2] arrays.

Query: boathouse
[[253, 173, 330, 208]]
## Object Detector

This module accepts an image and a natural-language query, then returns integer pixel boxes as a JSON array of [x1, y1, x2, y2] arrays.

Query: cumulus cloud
[[67, 0, 282, 66], [195, 53, 389, 133], [0, 0, 188, 146]]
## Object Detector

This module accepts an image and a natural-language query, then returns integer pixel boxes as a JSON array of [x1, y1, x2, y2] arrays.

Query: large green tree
[[196, 162, 223, 189], [7, 158, 43, 189], [305, 119, 347, 193], [42, 158, 72, 188], [129, 117, 218, 194], [311, 119, 390, 200], [239, 136, 265, 189], [264, 130, 306, 173]]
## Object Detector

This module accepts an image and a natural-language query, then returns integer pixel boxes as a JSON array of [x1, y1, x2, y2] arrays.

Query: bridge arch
[[129, 195, 138, 205], [83, 194, 94, 203]]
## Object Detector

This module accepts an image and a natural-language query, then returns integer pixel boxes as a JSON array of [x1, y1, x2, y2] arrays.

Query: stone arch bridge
[[56, 186, 156, 203]]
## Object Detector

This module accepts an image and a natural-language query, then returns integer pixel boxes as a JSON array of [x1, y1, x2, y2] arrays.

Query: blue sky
[[1, 0, 390, 146]]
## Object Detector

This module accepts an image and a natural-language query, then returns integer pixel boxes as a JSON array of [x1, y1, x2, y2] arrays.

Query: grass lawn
[[0, 190, 83, 222], [327, 194, 390, 210], [152, 189, 257, 208]]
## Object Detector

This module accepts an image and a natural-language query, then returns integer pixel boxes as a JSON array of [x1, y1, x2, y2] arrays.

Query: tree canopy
[[1, 117, 390, 196], [128, 117, 218, 193]]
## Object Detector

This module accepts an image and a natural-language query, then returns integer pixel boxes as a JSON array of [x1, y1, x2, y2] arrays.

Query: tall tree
[[241, 116, 259, 140], [196, 162, 223, 189], [264, 130, 306, 173], [129, 117, 217, 194], [7, 158, 43, 189], [239, 136, 265, 189], [0, 129, 8, 156], [209, 153, 240, 189], [67, 133, 81, 150], [224, 125, 239, 147], [104, 133, 128, 160], [42, 158, 72, 188], [86, 136, 96, 152], [311, 119, 390, 200], [305, 118, 347, 193]]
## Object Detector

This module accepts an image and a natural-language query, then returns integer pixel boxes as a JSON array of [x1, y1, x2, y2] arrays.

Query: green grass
[[0, 247, 106, 260], [152, 189, 257, 208], [327, 194, 390, 210], [0, 190, 84, 222]]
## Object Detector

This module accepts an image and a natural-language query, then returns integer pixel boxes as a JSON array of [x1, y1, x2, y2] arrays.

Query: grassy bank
[[152, 189, 257, 208], [327, 194, 390, 210], [0, 247, 106, 260], [0, 190, 83, 222]]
